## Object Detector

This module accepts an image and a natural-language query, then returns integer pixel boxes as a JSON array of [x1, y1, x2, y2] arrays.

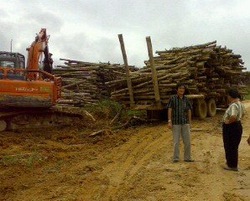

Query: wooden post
[[118, 34, 135, 107], [146, 36, 161, 106]]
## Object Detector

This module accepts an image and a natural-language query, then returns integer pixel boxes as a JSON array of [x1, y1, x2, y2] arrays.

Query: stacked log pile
[[52, 59, 138, 106], [107, 41, 247, 107], [243, 71, 250, 84]]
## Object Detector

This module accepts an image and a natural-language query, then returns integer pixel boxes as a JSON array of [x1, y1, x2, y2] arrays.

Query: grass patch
[[243, 84, 250, 100], [84, 99, 146, 123], [1, 155, 21, 166], [85, 99, 122, 120], [125, 109, 146, 119], [0, 152, 44, 168]]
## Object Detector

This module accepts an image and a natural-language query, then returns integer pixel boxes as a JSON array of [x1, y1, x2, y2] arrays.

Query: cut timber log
[[107, 41, 247, 109]]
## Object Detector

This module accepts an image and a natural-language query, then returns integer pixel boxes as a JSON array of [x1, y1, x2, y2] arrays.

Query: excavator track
[[0, 106, 86, 132]]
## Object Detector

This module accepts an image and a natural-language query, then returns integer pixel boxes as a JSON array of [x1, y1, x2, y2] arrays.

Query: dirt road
[[0, 101, 249, 201]]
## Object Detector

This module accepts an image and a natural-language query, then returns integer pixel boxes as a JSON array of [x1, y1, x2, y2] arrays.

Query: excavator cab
[[0, 51, 25, 80], [0, 51, 25, 69]]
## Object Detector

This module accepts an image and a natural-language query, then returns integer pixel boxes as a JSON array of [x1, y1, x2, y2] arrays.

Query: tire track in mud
[[2, 101, 250, 201], [99, 125, 168, 200], [99, 119, 227, 200], [189, 129, 227, 200]]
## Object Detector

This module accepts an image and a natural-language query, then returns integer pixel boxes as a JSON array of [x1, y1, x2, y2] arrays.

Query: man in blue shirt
[[167, 83, 194, 163]]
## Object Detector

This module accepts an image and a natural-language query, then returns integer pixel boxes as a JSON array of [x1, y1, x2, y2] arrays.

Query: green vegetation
[[0, 152, 44, 168], [85, 99, 122, 120], [85, 99, 146, 122], [126, 109, 146, 119], [26, 152, 44, 169], [1, 155, 20, 166], [244, 84, 250, 100]]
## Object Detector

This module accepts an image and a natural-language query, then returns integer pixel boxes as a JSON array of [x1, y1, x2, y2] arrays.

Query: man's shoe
[[173, 159, 179, 163], [223, 166, 238, 171], [184, 159, 195, 162]]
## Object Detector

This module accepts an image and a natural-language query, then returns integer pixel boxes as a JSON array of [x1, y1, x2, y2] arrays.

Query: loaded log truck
[[116, 34, 244, 119]]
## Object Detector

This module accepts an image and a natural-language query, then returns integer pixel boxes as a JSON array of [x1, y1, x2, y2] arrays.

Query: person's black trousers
[[222, 121, 242, 168]]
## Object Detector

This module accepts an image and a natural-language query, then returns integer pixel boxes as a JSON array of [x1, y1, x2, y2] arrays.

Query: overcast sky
[[1, 0, 249, 70]]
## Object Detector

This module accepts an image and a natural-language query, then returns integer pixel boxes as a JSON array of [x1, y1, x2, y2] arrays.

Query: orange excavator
[[0, 28, 79, 131]]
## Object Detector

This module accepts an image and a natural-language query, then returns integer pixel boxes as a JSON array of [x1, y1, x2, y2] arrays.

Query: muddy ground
[[0, 101, 249, 201]]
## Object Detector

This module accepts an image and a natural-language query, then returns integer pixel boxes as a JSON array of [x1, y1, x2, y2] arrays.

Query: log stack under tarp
[[107, 41, 247, 108], [53, 59, 139, 106]]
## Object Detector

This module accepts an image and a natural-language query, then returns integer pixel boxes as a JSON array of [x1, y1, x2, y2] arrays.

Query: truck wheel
[[0, 120, 7, 132], [195, 99, 207, 119], [207, 98, 217, 117]]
